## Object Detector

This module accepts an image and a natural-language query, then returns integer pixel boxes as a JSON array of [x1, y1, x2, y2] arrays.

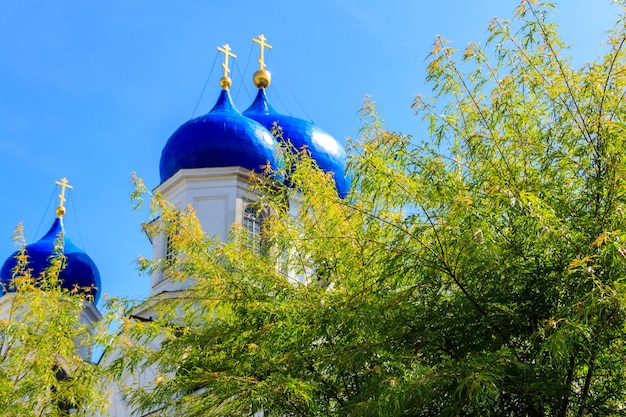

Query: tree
[[109, 1, 626, 415], [0, 224, 110, 416]]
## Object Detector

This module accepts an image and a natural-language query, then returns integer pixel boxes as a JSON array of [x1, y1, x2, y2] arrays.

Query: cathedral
[[0, 34, 348, 416]]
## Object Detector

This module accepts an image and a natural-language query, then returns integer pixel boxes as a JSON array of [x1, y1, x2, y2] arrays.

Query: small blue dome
[[243, 89, 349, 198], [160, 89, 278, 183], [0, 218, 101, 303]]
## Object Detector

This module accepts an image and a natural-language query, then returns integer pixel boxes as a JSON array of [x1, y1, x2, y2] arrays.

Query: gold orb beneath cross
[[253, 69, 271, 89], [219, 76, 232, 90], [56, 206, 66, 218]]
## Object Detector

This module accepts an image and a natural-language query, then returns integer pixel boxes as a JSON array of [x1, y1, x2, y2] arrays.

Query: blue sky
[[0, 0, 621, 305]]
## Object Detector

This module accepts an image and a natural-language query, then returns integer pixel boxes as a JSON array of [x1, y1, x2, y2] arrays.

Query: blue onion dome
[[159, 88, 278, 183], [0, 217, 101, 303], [243, 88, 350, 198]]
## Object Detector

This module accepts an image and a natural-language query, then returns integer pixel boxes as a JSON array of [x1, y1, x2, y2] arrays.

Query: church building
[[0, 34, 348, 416]]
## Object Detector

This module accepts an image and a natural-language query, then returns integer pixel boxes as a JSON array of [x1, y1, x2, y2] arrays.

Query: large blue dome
[[159, 89, 278, 183], [0, 217, 101, 303], [243, 89, 349, 198]]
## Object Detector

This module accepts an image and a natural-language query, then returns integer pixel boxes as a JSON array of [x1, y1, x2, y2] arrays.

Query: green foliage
[[0, 224, 110, 416], [111, 1, 626, 415]]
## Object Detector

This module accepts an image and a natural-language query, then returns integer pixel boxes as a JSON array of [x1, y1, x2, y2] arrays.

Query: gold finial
[[217, 43, 237, 90], [252, 34, 272, 89], [54, 177, 73, 218]]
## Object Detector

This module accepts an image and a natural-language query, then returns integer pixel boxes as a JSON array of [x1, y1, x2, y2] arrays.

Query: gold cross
[[55, 177, 73, 218], [217, 43, 237, 79], [252, 34, 272, 70]]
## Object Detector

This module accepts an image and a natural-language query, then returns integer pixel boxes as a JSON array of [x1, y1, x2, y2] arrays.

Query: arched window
[[158, 221, 179, 284], [165, 233, 176, 265], [243, 205, 266, 254]]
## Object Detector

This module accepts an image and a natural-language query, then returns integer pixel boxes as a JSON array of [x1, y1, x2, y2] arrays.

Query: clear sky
[[0, 0, 621, 305]]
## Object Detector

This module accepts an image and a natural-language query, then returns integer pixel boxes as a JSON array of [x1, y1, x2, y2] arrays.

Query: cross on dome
[[252, 34, 272, 70], [251, 34, 272, 89], [217, 43, 237, 90], [54, 177, 73, 218]]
